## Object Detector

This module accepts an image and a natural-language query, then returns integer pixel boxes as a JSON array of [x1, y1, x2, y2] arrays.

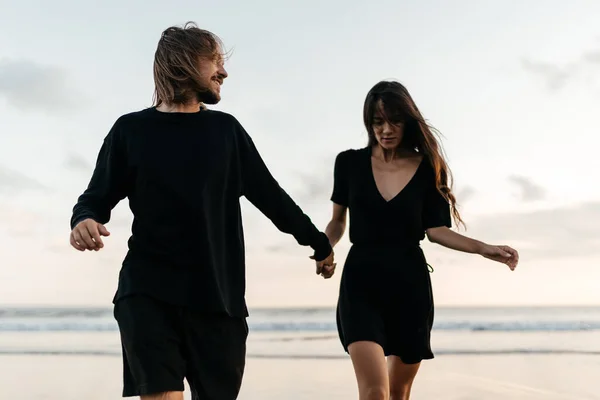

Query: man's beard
[[195, 87, 220, 105]]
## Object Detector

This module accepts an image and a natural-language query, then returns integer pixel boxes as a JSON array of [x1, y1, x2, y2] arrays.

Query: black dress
[[331, 147, 452, 364]]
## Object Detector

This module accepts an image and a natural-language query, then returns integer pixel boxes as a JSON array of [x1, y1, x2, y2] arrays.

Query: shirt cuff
[[312, 232, 332, 262]]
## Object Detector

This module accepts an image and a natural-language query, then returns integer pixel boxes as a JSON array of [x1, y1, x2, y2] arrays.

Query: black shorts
[[113, 295, 248, 399]]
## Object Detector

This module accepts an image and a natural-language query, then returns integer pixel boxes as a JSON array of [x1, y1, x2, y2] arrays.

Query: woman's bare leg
[[348, 341, 389, 400], [387, 356, 420, 400], [141, 391, 184, 400]]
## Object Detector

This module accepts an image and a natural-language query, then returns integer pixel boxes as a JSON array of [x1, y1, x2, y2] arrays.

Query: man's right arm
[[70, 121, 128, 250]]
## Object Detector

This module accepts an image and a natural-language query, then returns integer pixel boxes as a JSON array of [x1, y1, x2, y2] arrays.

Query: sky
[[0, 0, 599, 308]]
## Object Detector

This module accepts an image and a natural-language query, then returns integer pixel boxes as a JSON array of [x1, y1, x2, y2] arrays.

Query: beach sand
[[0, 353, 598, 399]]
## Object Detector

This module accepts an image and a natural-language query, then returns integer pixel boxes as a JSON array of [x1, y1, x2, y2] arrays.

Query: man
[[69, 22, 335, 400]]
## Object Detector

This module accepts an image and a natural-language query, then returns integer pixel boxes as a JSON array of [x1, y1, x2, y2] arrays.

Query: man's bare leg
[[141, 391, 184, 400]]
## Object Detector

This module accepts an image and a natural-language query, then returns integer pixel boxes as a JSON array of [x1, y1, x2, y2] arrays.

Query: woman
[[319, 80, 519, 400]]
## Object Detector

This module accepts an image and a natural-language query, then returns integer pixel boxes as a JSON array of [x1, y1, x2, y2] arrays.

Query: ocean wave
[[249, 321, 600, 332], [0, 322, 118, 332], [2, 306, 600, 332], [0, 307, 330, 318], [1, 320, 600, 332], [0, 308, 111, 318]]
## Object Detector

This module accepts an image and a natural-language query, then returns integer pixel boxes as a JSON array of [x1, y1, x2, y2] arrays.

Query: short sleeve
[[330, 151, 349, 207], [422, 165, 452, 230]]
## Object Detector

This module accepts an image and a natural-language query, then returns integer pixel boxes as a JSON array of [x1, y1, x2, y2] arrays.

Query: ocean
[[1, 306, 599, 359]]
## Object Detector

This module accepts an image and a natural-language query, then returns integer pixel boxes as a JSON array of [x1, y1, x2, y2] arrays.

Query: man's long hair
[[152, 22, 225, 107]]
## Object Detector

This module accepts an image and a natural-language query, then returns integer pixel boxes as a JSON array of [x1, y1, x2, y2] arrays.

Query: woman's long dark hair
[[363, 80, 465, 228]]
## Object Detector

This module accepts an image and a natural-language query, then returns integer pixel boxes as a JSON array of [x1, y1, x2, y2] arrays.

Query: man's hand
[[310, 251, 336, 279], [70, 218, 110, 252]]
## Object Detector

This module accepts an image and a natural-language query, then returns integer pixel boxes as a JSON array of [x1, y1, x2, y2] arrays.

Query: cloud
[[294, 172, 332, 204], [470, 201, 600, 260], [0, 201, 45, 238], [520, 59, 572, 91], [582, 50, 600, 64], [507, 175, 545, 202], [0, 165, 46, 194], [0, 59, 83, 113], [456, 186, 476, 204], [287, 153, 339, 204], [65, 153, 93, 173], [248, 164, 334, 256], [264, 244, 289, 254], [521, 47, 600, 92]]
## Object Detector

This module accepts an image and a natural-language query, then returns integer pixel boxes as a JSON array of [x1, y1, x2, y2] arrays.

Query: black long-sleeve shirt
[[71, 107, 331, 317]]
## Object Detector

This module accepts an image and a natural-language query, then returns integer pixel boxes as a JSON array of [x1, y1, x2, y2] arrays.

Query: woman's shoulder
[[417, 155, 434, 176], [336, 147, 369, 163], [416, 155, 448, 189]]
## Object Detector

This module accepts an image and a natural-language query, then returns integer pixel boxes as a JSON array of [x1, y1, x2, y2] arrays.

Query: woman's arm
[[426, 226, 484, 254], [426, 226, 519, 270], [314, 151, 350, 278], [312, 203, 347, 279], [325, 203, 348, 247]]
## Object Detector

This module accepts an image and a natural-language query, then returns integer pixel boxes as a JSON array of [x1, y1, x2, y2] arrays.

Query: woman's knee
[[363, 384, 389, 400], [390, 385, 411, 400], [388, 356, 420, 400]]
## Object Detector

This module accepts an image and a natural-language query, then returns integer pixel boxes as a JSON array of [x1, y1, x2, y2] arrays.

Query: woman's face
[[372, 104, 405, 151]]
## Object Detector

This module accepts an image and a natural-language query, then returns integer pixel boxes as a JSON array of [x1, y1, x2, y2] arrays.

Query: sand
[[0, 353, 598, 399]]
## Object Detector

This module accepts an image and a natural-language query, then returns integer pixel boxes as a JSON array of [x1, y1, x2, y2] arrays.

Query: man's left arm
[[235, 122, 332, 262]]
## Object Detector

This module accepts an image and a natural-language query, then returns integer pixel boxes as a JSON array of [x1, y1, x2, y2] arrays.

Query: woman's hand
[[309, 252, 337, 279], [426, 227, 519, 271], [479, 244, 519, 271], [320, 262, 337, 279]]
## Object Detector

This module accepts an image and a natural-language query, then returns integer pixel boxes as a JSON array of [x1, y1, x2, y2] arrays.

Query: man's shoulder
[[202, 109, 239, 124], [202, 108, 232, 117], [121, 107, 155, 118], [111, 108, 155, 128], [112, 107, 240, 128]]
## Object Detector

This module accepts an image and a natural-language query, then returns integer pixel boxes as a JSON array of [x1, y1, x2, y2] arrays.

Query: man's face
[[197, 52, 228, 104]]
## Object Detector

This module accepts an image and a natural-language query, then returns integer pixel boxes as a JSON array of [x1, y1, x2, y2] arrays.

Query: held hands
[[309, 251, 337, 279], [479, 244, 519, 271], [70, 218, 110, 252]]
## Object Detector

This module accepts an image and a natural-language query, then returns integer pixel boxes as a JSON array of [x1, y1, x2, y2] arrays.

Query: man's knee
[[141, 391, 184, 400]]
